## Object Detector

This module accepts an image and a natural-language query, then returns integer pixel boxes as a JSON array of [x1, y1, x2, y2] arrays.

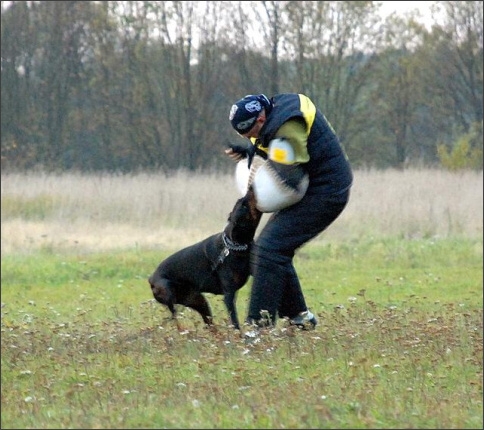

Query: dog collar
[[222, 233, 249, 252], [211, 234, 250, 272]]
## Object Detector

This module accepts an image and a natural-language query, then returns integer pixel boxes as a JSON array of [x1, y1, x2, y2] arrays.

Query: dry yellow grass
[[338, 168, 483, 240], [1, 168, 482, 254]]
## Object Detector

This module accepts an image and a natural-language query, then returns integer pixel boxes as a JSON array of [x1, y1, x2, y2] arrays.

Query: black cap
[[229, 94, 271, 134]]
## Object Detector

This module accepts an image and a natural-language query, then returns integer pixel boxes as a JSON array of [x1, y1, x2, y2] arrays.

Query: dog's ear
[[246, 185, 256, 204], [246, 185, 262, 220]]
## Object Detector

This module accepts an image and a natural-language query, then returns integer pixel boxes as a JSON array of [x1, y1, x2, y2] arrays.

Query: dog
[[149, 186, 262, 329]]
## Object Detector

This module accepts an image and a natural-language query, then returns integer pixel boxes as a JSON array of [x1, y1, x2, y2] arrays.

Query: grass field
[[1, 169, 483, 429]]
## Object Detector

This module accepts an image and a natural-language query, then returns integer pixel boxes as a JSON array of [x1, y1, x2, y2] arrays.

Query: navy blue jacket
[[252, 93, 353, 196]]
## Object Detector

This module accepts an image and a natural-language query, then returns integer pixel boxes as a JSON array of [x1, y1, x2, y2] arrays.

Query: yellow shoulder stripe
[[298, 94, 316, 135]]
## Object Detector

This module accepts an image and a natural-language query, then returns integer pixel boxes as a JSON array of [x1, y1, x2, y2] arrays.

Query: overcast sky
[[379, 1, 439, 27]]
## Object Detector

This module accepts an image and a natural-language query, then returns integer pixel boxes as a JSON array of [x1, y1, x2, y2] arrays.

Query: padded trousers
[[246, 188, 350, 325]]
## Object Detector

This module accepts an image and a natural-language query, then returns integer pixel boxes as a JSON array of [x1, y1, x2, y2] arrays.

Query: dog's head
[[224, 186, 262, 244]]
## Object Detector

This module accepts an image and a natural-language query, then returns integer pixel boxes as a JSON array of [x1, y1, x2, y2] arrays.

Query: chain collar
[[222, 233, 249, 252], [212, 233, 249, 271]]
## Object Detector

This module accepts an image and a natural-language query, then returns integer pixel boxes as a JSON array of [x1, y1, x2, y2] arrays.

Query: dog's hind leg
[[182, 293, 214, 326]]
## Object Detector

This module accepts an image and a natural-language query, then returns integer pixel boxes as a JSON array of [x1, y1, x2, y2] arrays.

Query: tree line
[[1, 1, 482, 173]]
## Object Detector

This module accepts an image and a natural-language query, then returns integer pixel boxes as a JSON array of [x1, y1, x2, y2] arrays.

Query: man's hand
[[225, 144, 247, 162], [225, 143, 257, 168]]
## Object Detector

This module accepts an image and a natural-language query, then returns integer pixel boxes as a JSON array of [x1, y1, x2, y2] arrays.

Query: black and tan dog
[[149, 186, 262, 329]]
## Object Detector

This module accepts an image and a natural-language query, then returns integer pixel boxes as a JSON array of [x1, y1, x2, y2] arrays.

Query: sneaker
[[290, 310, 317, 330]]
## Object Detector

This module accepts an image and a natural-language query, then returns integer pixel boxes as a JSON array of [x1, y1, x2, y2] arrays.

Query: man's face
[[241, 112, 265, 139]]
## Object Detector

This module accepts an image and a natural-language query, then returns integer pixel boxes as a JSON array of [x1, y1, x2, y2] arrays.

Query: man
[[226, 93, 353, 329]]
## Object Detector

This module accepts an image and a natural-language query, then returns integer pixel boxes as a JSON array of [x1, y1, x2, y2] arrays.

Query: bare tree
[[283, 2, 383, 155], [428, 1, 483, 130]]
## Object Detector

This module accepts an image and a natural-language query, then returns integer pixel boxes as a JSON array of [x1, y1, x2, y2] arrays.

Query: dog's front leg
[[223, 290, 240, 330]]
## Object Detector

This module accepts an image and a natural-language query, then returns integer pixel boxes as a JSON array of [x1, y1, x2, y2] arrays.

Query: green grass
[[1, 237, 483, 429]]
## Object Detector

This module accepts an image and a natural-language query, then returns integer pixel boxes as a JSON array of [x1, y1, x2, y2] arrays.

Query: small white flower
[[245, 330, 258, 338]]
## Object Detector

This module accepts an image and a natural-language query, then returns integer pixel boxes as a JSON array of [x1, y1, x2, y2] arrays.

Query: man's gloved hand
[[225, 142, 256, 168]]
